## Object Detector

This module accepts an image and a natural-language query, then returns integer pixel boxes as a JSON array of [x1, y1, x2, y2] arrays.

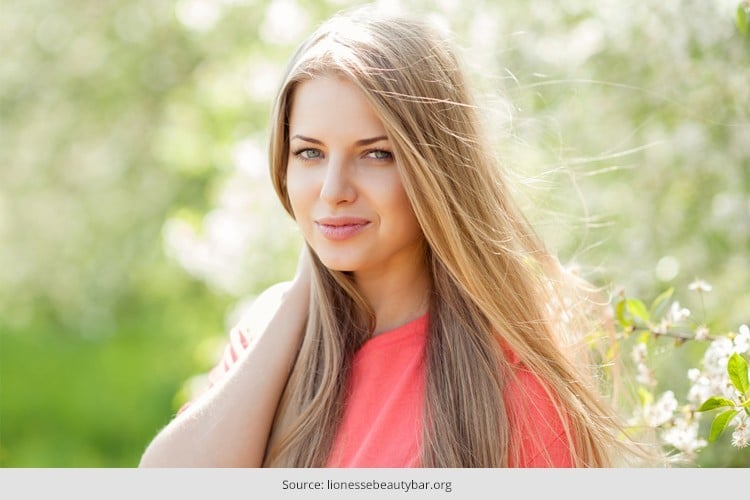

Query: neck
[[354, 252, 430, 336]]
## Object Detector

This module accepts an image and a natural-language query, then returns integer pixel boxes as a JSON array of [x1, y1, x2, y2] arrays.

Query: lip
[[314, 217, 371, 241]]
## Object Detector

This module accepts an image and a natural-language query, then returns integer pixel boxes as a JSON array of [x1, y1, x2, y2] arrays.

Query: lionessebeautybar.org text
[[281, 478, 453, 494]]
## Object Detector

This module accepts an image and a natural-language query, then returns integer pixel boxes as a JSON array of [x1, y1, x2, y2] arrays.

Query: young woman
[[140, 6, 656, 468]]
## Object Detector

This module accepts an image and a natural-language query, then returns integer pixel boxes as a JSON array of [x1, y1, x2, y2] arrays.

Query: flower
[[667, 301, 691, 323], [688, 279, 713, 292], [642, 391, 678, 427], [687, 372, 711, 406], [694, 325, 709, 340], [731, 420, 749, 448], [631, 343, 655, 386], [686, 334, 745, 405], [733, 325, 750, 354], [660, 413, 707, 456], [631, 343, 648, 363]]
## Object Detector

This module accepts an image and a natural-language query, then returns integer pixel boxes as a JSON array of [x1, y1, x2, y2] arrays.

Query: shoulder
[[240, 281, 296, 323], [503, 363, 574, 467], [234, 281, 295, 334]]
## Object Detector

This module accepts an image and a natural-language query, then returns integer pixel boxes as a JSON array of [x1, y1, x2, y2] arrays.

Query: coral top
[[182, 313, 573, 467]]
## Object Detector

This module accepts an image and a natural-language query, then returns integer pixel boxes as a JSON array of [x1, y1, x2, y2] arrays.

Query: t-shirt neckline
[[357, 312, 428, 354]]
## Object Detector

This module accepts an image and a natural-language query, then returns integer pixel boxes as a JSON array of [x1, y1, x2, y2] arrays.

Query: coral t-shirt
[[325, 313, 573, 467], [182, 313, 573, 467]]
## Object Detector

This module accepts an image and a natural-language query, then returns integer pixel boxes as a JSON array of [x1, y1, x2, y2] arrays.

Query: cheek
[[285, 170, 314, 223], [399, 204, 422, 239], [382, 184, 421, 235], [391, 177, 414, 214]]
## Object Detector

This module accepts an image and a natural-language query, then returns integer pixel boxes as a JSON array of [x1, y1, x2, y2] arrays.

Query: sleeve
[[504, 366, 575, 468]]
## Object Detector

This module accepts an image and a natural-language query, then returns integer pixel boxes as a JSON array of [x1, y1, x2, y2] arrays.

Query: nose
[[319, 155, 356, 205]]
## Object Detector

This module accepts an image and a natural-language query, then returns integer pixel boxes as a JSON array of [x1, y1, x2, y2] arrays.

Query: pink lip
[[315, 217, 370, 241]]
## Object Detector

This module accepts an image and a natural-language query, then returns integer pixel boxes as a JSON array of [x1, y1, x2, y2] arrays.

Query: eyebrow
[[290, 134, 389, 147]]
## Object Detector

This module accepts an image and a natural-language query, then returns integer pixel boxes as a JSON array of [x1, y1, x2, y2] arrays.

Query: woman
[[140, 6, 654, 468]]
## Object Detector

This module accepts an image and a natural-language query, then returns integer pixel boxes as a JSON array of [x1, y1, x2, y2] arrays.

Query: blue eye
[[366, 149, 393, 161], [294, 148, 323, 161]]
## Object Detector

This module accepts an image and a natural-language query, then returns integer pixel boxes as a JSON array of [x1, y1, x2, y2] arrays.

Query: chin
[[314, 252, 361, 273], [319, 260, 358, 273]]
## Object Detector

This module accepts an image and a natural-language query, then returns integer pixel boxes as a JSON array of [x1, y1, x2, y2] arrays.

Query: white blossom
[[686, 334, 748, 407], [694, 325, 709, 340], [667, 301, 691, 323], [731, 420, 749, 448], [704, 338, 734, 374], [660, 413, 707, 456], [642, 391, 678, 427], [688, 279, 713, 292], [687, 373, 711, 406], [733, 325, 750, 354], [631, 343, 648, 363]]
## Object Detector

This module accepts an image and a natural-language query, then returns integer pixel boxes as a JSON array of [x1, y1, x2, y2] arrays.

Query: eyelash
[[292, 148, 394, 162], [366, 149, 394, 161], [292, 148, 323, 162]]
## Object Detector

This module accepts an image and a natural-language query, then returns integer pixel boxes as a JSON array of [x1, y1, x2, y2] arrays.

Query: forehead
[[287, 75, 387, 137]]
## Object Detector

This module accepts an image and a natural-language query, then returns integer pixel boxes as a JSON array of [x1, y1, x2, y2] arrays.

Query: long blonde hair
[[263, 6, 654, 467]]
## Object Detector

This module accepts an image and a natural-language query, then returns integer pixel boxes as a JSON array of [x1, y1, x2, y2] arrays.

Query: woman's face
[[285, 75, 424, 276]]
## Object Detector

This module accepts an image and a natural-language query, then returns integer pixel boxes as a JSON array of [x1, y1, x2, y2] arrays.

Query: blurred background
[[1, 0, 748, 467]]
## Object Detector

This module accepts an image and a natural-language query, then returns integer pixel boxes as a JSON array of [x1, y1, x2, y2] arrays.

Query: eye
[[365, 149, 393, 161], [293, 148, 323, 161]]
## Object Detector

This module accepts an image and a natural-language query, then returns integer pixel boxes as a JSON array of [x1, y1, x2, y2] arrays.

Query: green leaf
[[626, 298, 650, 323], [697, 396, 736, 412], [738, 5, 749, 36], [727, 353, 749, 394], [615, 299, 632, 329], [708, 410, 739, 442], [649, 287, 674, 320]]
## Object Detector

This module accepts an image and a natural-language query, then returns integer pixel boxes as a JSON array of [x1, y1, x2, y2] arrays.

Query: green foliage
[[728, 353, 749, 395], [738, 2, 750, 36], [698, 397, 737, 412], [619, 284, 750, 462], [696, 352, 749, 445], [708, 410, 740, 443]]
